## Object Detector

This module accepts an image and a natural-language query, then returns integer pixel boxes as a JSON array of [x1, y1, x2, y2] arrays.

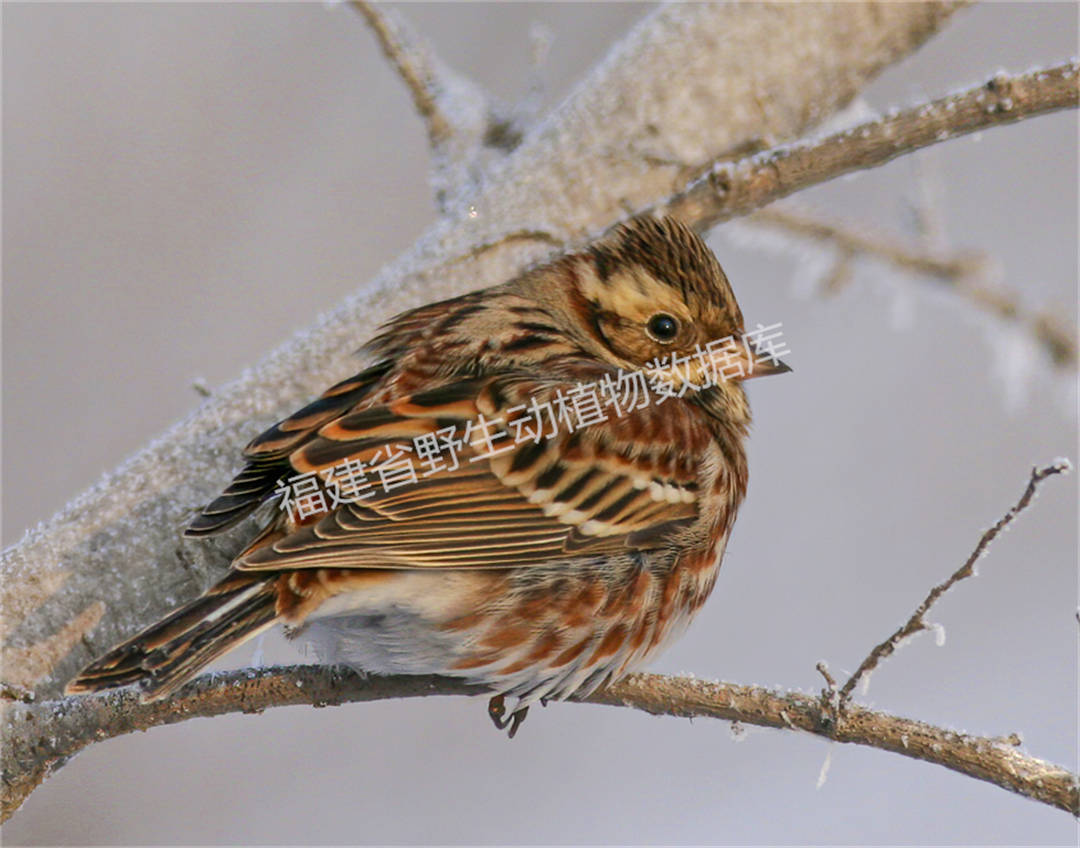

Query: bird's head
[[544, 215, 790, 405]]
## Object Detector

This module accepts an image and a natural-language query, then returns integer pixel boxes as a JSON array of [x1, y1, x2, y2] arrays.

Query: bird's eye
[[646, 313, 679, 343]]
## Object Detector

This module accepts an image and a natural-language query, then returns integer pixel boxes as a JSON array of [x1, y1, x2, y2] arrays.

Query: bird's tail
[[66, 572, 280, 701]]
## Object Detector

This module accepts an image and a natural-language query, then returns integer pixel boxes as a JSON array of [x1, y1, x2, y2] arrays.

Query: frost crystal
[[989, 326, 1041, 413], [1050, 457, 1073, 474], [864, 265, 917, 331], [809, 97, 878, 139], [816, 746, 833, 789], [250, 633, 266, 668]]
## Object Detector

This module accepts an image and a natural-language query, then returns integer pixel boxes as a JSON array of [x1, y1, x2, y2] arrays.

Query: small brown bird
[[67, 215, 789, 734]]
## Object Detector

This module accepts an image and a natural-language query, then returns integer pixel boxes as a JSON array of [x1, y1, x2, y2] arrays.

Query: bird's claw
[[487, 694, 529, 739]]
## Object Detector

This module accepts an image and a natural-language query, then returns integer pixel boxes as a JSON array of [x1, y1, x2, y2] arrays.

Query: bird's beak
[[740, 357, 792, 380]]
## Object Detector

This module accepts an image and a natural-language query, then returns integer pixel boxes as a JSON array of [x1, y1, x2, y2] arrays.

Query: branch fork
[[836, 460, 1072, 706]]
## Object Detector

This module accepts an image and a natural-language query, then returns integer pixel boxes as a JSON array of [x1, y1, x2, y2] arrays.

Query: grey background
[[3, 2, 1077, 845]]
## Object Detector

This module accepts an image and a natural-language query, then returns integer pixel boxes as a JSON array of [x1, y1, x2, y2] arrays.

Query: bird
[[66, 214, 790, 736]]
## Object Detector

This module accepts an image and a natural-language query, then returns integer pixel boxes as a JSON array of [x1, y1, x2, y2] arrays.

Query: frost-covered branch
[[838, 459, 1073, 703], [748, 205, 1078, 369], [348, 0, 512, 210], [349, 1, 458, 148], [4, 666, 1076, 821], [664, 62, 1080, 231], [4, 460, 1075, 820]]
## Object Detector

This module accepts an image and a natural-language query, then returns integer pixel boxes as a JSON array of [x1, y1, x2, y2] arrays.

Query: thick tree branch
[[663, 62, 1079, 230], [748, 205, 1078, 369], [4, 666, 1076, 822]]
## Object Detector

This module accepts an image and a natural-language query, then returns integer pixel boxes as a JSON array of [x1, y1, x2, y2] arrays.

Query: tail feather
[[183, 461, 287, 537], [67, 574, 280, 701]]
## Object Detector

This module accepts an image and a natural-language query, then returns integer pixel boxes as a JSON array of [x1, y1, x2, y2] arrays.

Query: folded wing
[[231, 374, 710, 571]]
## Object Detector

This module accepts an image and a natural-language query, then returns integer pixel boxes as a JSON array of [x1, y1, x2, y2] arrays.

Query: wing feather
[[230, 374, 709, 571], [185, 362, 392, 536]]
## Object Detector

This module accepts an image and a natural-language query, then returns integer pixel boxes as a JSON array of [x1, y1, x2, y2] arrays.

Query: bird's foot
[[487, 694, 529, 739]]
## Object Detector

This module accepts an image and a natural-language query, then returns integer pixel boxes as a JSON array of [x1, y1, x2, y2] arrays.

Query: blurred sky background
[[3, 2, 1077, 845]]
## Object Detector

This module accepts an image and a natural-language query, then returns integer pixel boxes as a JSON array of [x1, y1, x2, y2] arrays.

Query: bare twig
[[816, 661, 838, 692], [0, 682, 35, 704], [348, 0, 514, 211], [664, 62, 1080, 231], [839, 460, 1073, 703], [1032, 313, 1079, 369], [820, 248, 856, 294], [815, 661, 841, 729], [349, 1, 455, 147], [4, 666, 1076, 821], [751, 205, 989, 284], [748, 205, 1078, 369], [589, 674, 1079, 816]]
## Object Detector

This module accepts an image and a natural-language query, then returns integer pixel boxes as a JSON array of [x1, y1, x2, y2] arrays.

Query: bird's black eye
[[646, 313, 679, 343]]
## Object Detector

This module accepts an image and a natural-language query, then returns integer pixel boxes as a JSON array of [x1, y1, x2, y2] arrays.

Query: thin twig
[[748, 205, 1078, 369], [839, 460, 1073, 703], [4, 666, 1076, 821], [816, 661, 838, 692], [664, 62, 1080, 231], [349, 1, 453, 147], [347, 1, 516, 210], [0, 682, 35, 704], [815, 660, 841, 730], [751, 205, 988, 284]]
